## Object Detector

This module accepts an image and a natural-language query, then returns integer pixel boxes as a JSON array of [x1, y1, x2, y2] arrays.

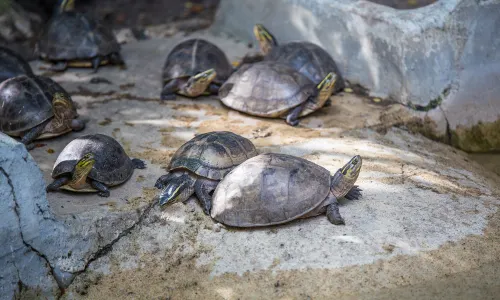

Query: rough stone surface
[[211, 0, 500, 152]]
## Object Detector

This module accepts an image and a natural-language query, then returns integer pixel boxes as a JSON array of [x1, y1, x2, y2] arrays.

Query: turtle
[[46, 134, 147, 197], [160, 39, 233, 100], [155, 131, 258, 215], [0, 46, 33, 82], [218, 61, 337, 126], [240, 24, 345, 94], [0, 75, 85, 150], [36, 0, 124, 72], [211, 153, 363, 227]]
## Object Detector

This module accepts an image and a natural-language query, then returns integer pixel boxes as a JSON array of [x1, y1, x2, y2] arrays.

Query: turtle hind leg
[[194, 178, 219, 215], [325, 194, 345, 225], [90, 180, 110, 197], [160, 79, 181, 100], [109, 52, 125, 66], [21, 119, 49, 150], [155, 172, 174, 189], [131, 158, 147, 169], [46, 176, 70, 193], [50, 61, 68, 72], [344, 186, 362, 200], [285, 104, 305, 126]]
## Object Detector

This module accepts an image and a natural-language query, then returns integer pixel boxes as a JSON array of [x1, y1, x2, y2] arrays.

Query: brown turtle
[[211, 153, 363, 227], [155, 131, 258, 215]]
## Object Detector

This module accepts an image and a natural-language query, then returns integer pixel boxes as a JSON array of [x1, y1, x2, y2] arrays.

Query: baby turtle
[[46, 134, 146, 197], [160, 39, 233, 100], [0, 46, 33, 82], [36, 0, 124, 72], [0, 75, 85, 149], [211, 153, 363, 227], [155, 131, 258, 215], [242, 24, 345, 93], [219, 61, 337, 126]]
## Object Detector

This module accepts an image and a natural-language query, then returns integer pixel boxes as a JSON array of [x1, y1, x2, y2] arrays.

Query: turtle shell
[[0, 75, 75, 136], [211, 153, 332, 227], [162, 39, 233, 85], [265, 42, 345, 93], [168, 131, 258, 180], [37, 12, 120, 61], [0, 46, 33, 82], [51, 134, 135, 186], [218, 61, 316, 118]]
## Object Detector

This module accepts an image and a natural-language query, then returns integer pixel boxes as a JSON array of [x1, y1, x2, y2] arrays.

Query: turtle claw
[[344, 186, 362, 200]]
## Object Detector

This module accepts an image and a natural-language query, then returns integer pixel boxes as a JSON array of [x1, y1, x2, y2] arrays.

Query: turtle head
[[72, 153, 95, 182], [57, 0, 75, 13], [316, 72, 337, 107], [330, 155, 362, 198], [253, 24, 277, 55], [341, 155, 362, 181], [183, 69, 217, 97], [52, 92, 85, 131], [159, 173, 195, 207]]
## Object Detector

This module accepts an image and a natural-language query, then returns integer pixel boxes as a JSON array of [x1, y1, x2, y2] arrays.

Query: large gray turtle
[[36, 0, 124, 72], [155, 131, 258, 215], [160, 39, 233, 100], [0, 75, 85, 149], [211, 153, 363, 227], [46, 134, 146, 197], [218, 61, 337, 126], [0, 46, 33, 82]]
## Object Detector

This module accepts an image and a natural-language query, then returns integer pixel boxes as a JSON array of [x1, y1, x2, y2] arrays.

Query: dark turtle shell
[[52, 134, 135, 186], [0, 46, 33, 82], [162, 39, 233, 85], [168, 131, 258, 180], [0, 75, 75, 135], [211, 153, 332, 227], [218, 61, 316, 117], [265, 42, 345, 93], [37, 12, 120, 61]]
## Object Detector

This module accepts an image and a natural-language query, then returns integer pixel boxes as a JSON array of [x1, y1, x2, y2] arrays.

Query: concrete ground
[[21, 31, 500, 299]]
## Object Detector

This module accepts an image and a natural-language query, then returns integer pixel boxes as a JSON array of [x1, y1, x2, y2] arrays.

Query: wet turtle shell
[[0, 75, 77, 137], [211, 153, 336, 227], [51, 134, 136, 186], [162, 39, 233, 86], [168, 131, 258, 180], [265, 42, 345, 93], [218, 61, 316, 118], [37, 12, 120, 62], [0, 46, 33, 82]]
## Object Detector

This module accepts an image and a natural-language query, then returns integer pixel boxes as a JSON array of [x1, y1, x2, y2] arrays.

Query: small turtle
[[241, 24, 345, 94], [160, 39, 233, 100], [36, 0, 124, 72], [46, 134, 146, 197], [211, 153, 363, 227], [0, 75, 85, 149], [0, 46, 33, 82], [155, 131, 258, 215], [218, 61, 337, 126]]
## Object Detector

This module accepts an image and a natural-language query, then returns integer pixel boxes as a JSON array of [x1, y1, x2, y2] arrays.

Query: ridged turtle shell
[[52, 134, 135, 186], [265, 42, 345, 93], [0, 75, 75, 135], [218, 61, 316, 117], [211, 153, 332, 227], [162, 39, 233, 84], [168, 131, 258, 180], [0, 47, 33, 82], [37, 12, 120, 60]]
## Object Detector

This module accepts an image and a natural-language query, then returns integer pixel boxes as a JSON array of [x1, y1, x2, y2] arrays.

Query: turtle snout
[[71, 119, 85, 132]]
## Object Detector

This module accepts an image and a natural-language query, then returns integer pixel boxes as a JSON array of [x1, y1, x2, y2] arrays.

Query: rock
[[211, 0, 500, 152]]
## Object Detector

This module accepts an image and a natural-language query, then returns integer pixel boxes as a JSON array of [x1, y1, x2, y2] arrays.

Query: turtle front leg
[[207, 83, 221, 95], [91, 57, 102, 73], [50, 61, 68, 72], [160, 79, 181, 100], [325, 193, 345, 225], [46, 176, 70, 193], [344, 186, 362, 200], [90, 180, 110, 197], [285, 104, 305, 126], [109, 52, 126, 66], [21, 120, 49, 150], [194, 178, 219, 215]]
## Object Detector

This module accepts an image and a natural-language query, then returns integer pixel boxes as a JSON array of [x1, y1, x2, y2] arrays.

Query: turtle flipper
[[91, 180, 110, 197], [285, 104, 305, 126], [155, 172, 173, 189], [194, 178, 218, 215], [132, 158, 146, 169], [326, 194, 345, 225], [160, 79, 181, 100], [50, 61, 68, 72], [344, 186, 362, 200], [46, 176, 70, 192], [21, 119, 49, 150]]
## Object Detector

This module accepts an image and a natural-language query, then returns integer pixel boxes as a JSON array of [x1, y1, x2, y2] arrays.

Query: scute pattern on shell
[[52, 134, 135, 186], [211, 153, 332, 227], [168, 131, 258, 180], [0, 47, 33, 82], [37, 12, 120, 60], [218, 61, 316, 117], [162, 39, 233, 84], [0, 75, 74, 135]]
